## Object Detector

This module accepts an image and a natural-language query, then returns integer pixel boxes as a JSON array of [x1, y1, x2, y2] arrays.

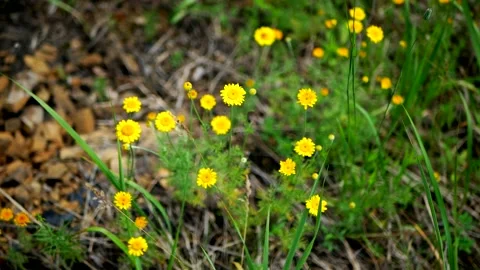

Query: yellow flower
[[320, 88, 329, 96], [155, 111, 176, 132], [13, 213, 30, 227], [347, 20, 363, 34], [325, 19, 337, 29], [135, 217, 148, 230], [297, 88, 317, 110], [362, 76, 369, 83], [211, 115, 231, 135], [200, 94, 216, 110], [220, 83, 246, 106], [381, 77, 392, 89], [337, 47, 349, 58], [294, 137, 316, 157], [366, 25, 384, 43], [116, 120, 142, 144], [361, 41, 367, 48], [359, 50, 367, 58], [183, 81, 192, 91], [391, 94, 404, 105], [399, 40, 407, 48], [439, 0, 449, 3], [249, 88, 257, 95], [312, 173, 319, 180], [0, 208, 14, 221], [245, 79, 255, 88], [128, 236, 148, 257], [254, 27, 276, 46], [114, 191, 132, 210], [328, 134, 335, 141], [349, 7, 366, 21], [123, 96, 142, 113], [434, 171, 441, 181], [146, 112, 156, 122], [177, 114, 186, 124], [279, 158, 296, 176], [316, 145, 323, 151], [393, 0, 404, 4], [312, 47, 324, 58], [273, 28, 283, 40], [187, 89, 198, 100], [305, 195, 328, 216], [349, 202, 356, 209], [197, 168, 217, 189]]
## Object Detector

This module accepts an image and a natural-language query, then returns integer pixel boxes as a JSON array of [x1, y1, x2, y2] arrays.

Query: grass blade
[[201, 245, 217, 270], [262, 205, 271, 269], [9, 77, 121, 190], [402, 106, 454, 269], [456, 1, 480, 70], [458, 92, 473, 204]]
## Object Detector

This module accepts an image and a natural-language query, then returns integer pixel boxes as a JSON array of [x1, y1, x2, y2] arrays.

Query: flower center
[[121, 124, 134, 136]]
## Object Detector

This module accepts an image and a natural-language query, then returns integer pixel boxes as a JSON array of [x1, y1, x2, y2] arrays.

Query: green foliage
[[6, 248, 29, 270], [34, 220, 85, 266]]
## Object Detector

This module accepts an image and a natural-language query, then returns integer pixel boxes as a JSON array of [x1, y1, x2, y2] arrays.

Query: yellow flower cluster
[[0, 208, 31, 227]]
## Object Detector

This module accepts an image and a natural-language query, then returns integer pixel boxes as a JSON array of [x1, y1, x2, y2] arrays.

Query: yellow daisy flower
[[325, 19, 337, 29], [366, 25, 384, 43], [146, 112, 156, 122], [393, 0, 404, 4], [399, 40, 407, 48], [254, 27, 276, 46], [249, 88, 257, 95], [305, 195, 328, 216], [392, 94, 404, 105], [349, 7, 366, 21], [316, 145, 323, 151], [359, 50, 367, 58], [0, 208, 14, 221], [187, 89, 198, 100], [220, 83, 246, 106], [155, 111, 176, 132], [297, 88, 317, 110], [135, 217, 148, 230], [200, 94, 216, 111], [211, 115, 231, 135], [362, 76, 369, 83], [114, 191, 132, 210], [337, 47, 349, 58], [381, 77, 392, 89], [439, 0, 449, 3], [183, 81, 192, 91], [294, 137, 316, 157], [328, 134, 335, 141], [116, 120, 142, 144], [177, 114, 186, 124], [312, 173, 319, 180], [434, 171, 441, 181], [128, 236, 148, 257], [123, 96, 142, 113], [197, 168, 217, 189], [13, 213, 30, 227], [312, 47, 325, 58], [278, 158, 296, 176], [361, 41, 367, 48], [347, 20, 363, 34]]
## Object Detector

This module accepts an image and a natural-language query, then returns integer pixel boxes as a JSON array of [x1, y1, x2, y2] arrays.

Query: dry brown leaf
[[73, 108, 95, 134], [24, 55, 50, 75]]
